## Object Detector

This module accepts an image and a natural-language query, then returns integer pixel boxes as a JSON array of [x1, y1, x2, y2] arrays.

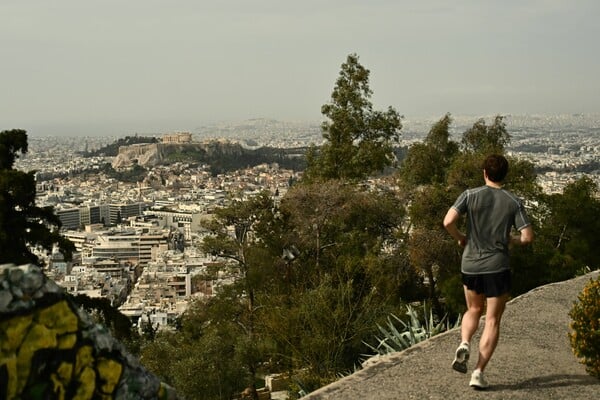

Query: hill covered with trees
[[2, 53, 598, 400], [136, 54, 600, 399]]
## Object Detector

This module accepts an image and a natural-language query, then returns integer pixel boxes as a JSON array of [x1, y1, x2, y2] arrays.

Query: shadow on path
[[492, 374, 600, 391]]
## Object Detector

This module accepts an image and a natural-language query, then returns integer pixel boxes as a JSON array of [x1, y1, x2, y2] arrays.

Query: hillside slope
[[305, 270, 600, 400]]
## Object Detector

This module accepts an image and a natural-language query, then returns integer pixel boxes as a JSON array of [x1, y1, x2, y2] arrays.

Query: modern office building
[[61, 231, 94, 255], [139, 233, 170, 266], [80, 204, 109, 226], [91, 229, 168, 266], [56, 207, 81, 230], [109, 202, 147, 225], [143, 209, 205, 241]]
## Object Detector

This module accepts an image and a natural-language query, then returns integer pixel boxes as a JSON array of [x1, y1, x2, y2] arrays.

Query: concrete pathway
[[304, 270, 600, 400]]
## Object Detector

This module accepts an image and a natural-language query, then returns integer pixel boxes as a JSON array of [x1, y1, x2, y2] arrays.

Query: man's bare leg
[[461, 286, 485, 344], [452, 286, 485, 373], [475, 293, 509, 372]]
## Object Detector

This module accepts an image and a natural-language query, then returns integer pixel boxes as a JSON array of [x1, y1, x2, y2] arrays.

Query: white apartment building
[[91, 230, 169, 266], [143, 209, 206, 242]]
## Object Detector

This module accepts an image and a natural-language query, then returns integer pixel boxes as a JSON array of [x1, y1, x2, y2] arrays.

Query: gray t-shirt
[[452, 185, 531, 275]]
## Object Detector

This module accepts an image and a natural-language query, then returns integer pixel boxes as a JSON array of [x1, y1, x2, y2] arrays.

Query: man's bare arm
[[443, 208, 466, 247], [510, 225, 534, 246]]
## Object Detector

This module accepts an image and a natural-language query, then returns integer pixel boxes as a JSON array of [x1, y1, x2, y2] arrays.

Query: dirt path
[[304, 270, 600, 399]]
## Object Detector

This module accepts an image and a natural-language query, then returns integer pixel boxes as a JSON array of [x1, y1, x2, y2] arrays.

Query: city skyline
[[2, 0, 599, 137]]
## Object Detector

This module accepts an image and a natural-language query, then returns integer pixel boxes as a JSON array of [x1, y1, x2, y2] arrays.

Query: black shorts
[[462, 270, 511, 297]]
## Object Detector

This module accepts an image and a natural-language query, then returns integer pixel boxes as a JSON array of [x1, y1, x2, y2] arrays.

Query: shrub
[[363, 302, 461, 357], [569, 276, 600, 378]]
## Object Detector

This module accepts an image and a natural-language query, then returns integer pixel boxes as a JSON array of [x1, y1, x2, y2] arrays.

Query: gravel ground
[[304, 270, 600, 400]]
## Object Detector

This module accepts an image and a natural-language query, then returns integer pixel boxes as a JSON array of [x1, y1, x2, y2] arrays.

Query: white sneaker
[[451, 342, 470, 373], [469, 369, 489, 390]]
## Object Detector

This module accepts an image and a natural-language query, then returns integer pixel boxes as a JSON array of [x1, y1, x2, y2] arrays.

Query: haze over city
[[2, 0, 599, 137]]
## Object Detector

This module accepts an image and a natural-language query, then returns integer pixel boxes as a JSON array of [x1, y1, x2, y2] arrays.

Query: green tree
[[445, 151, 484, 191], [399, 113, 459, 187], [142, 193, 282, 399], [446, 116, 512, 191], [503, 175, 600, 295], [71, 294, 139, 350], [304, 54, 402, 181], [264, 181, 409, 382], [199, 191, 279, 398], [0, 129, 74, 264], [461, 115, 510, 154], [514, 176, 600, 291], [141, 287, 254, 400], [405, 185, 461, 315], [201, 192, 279, 313], [503, 156, 540, 199], [398, 116, 542, 314]]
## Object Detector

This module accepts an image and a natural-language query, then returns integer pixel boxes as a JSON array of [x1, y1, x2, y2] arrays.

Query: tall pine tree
[[0, 129, 74, 264], [304, 54, 402, 181]]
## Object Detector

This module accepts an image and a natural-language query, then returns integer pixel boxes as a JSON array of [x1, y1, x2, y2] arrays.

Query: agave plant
[[363, 302, 461, 357]]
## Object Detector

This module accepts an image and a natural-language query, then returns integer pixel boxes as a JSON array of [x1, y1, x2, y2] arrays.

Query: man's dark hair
[[483, 154, 509, 182]]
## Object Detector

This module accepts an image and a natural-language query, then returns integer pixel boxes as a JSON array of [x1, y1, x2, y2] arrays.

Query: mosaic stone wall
[[0, 263, 178, 400]]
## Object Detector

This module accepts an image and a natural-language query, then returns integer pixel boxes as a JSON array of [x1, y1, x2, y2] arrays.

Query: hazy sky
[[2, 0, 599, 136]]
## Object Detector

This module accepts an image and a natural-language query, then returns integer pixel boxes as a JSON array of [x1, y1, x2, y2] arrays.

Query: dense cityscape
[[12, 113, 599, 336], [3, 1, 599, 397]]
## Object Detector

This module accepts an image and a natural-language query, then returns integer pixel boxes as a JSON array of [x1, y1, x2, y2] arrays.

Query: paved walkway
[[304, 270, 600, 400]]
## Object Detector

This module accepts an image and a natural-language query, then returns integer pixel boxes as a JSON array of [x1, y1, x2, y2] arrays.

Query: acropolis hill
[[112, 132, 244, 169]]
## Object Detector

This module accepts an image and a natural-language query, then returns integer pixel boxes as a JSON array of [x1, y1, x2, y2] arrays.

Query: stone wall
[[0, 263, 178, 400]]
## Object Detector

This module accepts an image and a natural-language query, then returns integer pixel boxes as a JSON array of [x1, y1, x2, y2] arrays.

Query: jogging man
[[443, 154, 534, 389]]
